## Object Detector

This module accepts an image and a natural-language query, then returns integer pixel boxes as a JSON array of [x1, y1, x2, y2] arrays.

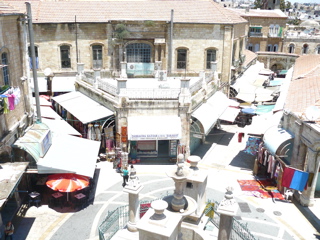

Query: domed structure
[[300, 20, 320, 28]]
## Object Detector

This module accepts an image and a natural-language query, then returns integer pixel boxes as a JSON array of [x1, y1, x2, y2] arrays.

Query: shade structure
[[46, 173, 89, 193]]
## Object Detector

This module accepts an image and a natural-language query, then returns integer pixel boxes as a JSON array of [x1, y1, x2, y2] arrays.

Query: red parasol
[[46, 173, 89, 193]]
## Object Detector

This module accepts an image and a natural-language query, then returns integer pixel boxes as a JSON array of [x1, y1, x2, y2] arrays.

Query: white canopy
[[52, 91, 113, 124], [192, 91, 230, 135], [42, 118, 82, 137], [37, 134, 100, 178]]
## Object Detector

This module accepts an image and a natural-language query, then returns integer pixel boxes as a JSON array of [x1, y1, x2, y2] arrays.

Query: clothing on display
[[0, 87, 21, 114], [244, 137, 262, 156], [281, 167, 309, 192]]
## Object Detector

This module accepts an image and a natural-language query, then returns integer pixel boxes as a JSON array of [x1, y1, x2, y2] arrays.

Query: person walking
[[121, 166, 129, 187], [4, 221, 14, 240]]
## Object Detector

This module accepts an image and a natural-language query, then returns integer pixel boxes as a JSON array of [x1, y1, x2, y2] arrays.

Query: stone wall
[[0, 15, 32, 160]]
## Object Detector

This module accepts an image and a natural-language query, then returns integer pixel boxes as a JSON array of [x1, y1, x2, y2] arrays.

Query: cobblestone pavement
[[12, 124, 320, 240]]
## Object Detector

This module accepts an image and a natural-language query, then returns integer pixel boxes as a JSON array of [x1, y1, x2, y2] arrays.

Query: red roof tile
[[4, 0, 247, 24], [285, 55, 320, 115]]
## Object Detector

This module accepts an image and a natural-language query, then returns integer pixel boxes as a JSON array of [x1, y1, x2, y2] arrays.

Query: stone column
[[120, 62, 127, 78], [217, 187, 238, 240], [123, 177, 143, 232], [77, 63, 84, 74], [116, 77, 127, 94]]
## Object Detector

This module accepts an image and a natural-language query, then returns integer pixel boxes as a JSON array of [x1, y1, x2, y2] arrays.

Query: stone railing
[[98, 79, 117, 96], [98, 198, 257, 240]]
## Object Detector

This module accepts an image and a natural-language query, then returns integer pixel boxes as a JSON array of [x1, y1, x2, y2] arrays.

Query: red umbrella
[[46, 173, 90, 201]]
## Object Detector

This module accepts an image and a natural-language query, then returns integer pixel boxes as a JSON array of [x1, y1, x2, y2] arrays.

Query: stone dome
[[300, 20, 320, 28]]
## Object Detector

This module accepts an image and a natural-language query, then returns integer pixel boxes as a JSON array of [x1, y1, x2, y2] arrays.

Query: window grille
[[92, 45, 103, 69], [126, 43, 151, 63], [60, 45, 71, 68], [177, 49, 187, 69]]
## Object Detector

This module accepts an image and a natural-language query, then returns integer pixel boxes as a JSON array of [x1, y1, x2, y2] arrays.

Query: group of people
[[121, 165, 137, 187]]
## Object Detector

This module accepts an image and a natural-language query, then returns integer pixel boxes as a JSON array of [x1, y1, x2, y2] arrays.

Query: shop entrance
[[158, 140, 169, 157]]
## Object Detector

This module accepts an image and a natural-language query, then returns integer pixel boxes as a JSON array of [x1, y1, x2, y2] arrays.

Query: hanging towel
[[282, 167, 309, 192]]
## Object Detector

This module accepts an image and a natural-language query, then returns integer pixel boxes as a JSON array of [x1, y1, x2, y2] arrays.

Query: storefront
[[51, 91, 115, 153], [127, 115, 181, 160]]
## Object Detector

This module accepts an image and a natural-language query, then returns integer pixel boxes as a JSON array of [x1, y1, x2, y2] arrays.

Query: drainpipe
[[26, 2, 41, 123], [168, 9, 174, 74]]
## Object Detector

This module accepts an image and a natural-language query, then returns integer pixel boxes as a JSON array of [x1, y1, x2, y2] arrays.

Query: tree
[[253, 0, 263, 9], [285, 1, 292, 10], [280, 0, 286, 11]]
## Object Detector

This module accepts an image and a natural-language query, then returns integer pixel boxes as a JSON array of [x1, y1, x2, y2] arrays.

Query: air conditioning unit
[[128, 64, 135, 70], [158, 70, 167, 81]]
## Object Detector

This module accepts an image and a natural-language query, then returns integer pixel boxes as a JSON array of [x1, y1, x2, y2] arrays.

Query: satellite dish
[[43, 68, 53, 77], [305, 106, 320, 121]]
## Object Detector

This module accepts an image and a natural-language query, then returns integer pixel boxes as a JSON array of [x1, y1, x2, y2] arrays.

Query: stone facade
[[31, 20, 246, 85], [0, 14, 33, 160], [282, 111, 320, 206]]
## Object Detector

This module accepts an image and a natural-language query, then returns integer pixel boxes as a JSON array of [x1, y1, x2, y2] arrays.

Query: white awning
[[243, 111, 283, 135], [37, 134, 99, 178], [52, 76, 76, 92], [37, 106, 63, 120], [42, 118, 82, 137], [14, 123, 99, 178], [128, 116, 181, 140], [192, 91, 230, 135], [219, 107, 240, 122], [52, 91, 113, 124], [32, 97, 52, 107]]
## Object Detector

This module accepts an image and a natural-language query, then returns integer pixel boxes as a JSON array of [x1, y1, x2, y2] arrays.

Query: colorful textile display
[[243, 137, 262, 156], [237, 179, 284, 200], [281, 167, 309, 192]]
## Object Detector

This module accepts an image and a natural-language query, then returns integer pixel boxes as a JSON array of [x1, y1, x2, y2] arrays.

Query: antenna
[[305, 106, 320, 122]]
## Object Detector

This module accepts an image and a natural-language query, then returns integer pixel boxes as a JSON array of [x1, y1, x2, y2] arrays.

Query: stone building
[[0, 2, 33, 235], [283, 20, 320, 55], [7, 0, 247, 85], [5, 0, 248, 160], [281, 55, 320, 206]]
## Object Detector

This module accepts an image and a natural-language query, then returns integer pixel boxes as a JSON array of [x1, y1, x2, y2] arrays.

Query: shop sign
[[130, 133, 180, 140], [121, 126, 127, 143]]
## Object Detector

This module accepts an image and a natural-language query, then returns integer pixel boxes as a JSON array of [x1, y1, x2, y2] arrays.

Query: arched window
[[92, 45, 102, 69], [28, 46, 39, 69], [269, 24, 274, 35], [273, 44, 278, 52], [60, 45, 71, 68], [302, 44, 308, 54], [288, 44, 295, 53], [177, 49, 187, 69], [275, 25, 280, 36], [254, 44, 260, 52], [267, 44, 272, 52], [206, 49, 217, 69], [248, 43, 253, 51], [1, 53, 9, 85], [316, 45, 320, 54], [126, 43, 151, 63]]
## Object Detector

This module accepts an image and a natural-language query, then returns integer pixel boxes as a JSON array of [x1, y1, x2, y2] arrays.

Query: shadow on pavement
[[13, 216, 35, 240], [229, 151, 255, 170]]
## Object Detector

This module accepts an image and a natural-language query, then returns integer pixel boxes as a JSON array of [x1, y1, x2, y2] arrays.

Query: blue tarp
[[241, 108, 256, 115], [269, 80, 284, 86]]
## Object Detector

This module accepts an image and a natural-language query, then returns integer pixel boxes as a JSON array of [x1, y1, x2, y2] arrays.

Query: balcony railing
[[249, 32, 263, 37]]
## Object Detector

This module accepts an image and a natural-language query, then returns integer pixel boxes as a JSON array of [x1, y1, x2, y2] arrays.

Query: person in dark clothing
[[121, 166, 129, 187]]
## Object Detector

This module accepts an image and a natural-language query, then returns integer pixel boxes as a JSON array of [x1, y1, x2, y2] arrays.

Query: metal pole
[[26, 2, 41, 123], [75, 15, 79, 63], [168, 9, 174, 75]]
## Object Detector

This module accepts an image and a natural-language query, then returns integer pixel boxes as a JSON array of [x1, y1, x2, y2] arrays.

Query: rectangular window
[[28, 46, 39, 69], [206, 50, 216, 69], [60, 46, 71, 68], [177, 49, 187, 69], [92, 45, 102, 69], [1, 53, 9, 85]]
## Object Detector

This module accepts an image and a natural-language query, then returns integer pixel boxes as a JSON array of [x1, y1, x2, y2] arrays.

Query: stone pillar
[[120, 62, 127, 78], [180, 78, 190, 89], [94, 69, 100, 79], [155, 61, 162, 78], [77, 63, 84, 74], [217, 187, 238, 240], [185, 155, 208, 221], [123, 173, 143, 232], [136, 200, 182, 240], [116, 78, 127, 94]]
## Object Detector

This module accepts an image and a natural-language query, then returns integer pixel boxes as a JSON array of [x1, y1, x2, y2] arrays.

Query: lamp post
[[44, 68, 54, 100]]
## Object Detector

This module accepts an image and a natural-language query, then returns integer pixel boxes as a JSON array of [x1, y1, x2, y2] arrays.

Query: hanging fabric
[[281, 166, 309, 192]]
